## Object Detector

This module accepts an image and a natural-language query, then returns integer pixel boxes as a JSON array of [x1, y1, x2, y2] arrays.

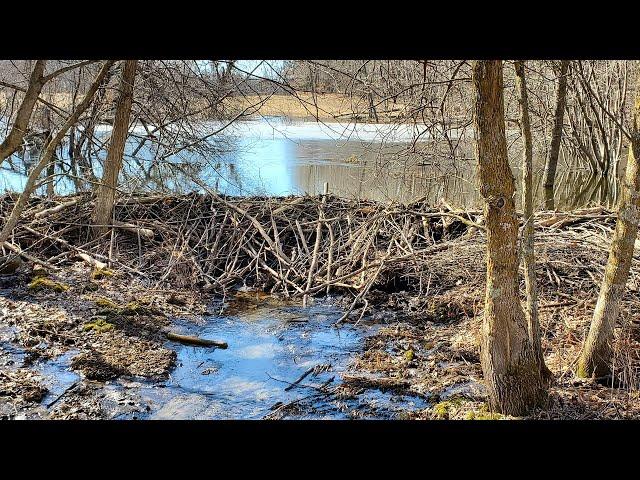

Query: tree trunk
[[92, 60, 137, 236], [0, 60, 46, 166], [472, 60, 546, 416], [514, 60, 551, 381], [0, 61, 115, 246], [577, 72, 640, 379], [543, 60, 570, 210], [45, 137, 55, 198]]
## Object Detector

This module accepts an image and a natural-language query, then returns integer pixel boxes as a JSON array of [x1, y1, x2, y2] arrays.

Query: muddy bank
[[0, 260, 194, 418], [0, 264, 427, 419]]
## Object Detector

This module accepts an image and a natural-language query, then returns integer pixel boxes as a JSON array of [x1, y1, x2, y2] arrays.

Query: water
[[3, 300, 427, 419], [129, 301, 427, 419], [0, 116, 621, 210]]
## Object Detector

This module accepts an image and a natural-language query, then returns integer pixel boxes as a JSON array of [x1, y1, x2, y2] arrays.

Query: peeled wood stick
[[76, 253, 107, 270], [326, 221, 335, 295], [241, 244, 304, 294], [22, 225, 110, 272], [34, 197, 83, 219], [304, 187, 328, 307], [295, 220, 310, 256], [273, 197, 305, 214], [165, 331, 228, 349], [112, 220, 154, 240], [304, 218, 323, 307]]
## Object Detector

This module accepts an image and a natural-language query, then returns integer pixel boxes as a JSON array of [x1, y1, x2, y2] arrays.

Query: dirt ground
[[0, 260, 212, 419]]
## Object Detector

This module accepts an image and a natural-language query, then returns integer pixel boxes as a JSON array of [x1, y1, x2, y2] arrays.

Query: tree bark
[[514, 60, 552, 381], [92, 60, 137, 236], [543, 60, 570, 210], [0, 60, 46, 166], [0, 61, 115, 246], [577, 71, 640, 379], [472, 60, 546, 416]]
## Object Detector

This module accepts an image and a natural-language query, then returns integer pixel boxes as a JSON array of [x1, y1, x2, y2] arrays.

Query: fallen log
[[165, 331, 228, 349]]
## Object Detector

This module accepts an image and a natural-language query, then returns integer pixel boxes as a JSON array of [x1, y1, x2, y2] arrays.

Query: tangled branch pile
[[0, 192, 626, 321]]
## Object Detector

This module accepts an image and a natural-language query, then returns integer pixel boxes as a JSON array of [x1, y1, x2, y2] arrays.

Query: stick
[[113, 220, 154, 240], [46, 381, 79, 408], [76, 252, 107, 270], [284, 366, 316, 391], [165, 331, 228, 349], [2, 241, 58, 270], [34, 197, 83, 219]]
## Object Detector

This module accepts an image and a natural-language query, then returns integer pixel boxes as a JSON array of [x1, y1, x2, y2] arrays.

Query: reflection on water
[[123, 300, 426, 420], [0, 117, 622, 210]]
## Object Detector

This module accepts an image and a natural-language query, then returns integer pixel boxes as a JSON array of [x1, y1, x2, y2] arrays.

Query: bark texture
[[0, 62, 115, 246], [577, 73, 640, 379], [92, 60, 137, 235], [543, 60, 570, 210], [514, 60, 551, 381], [0, 60, 47, 166], [472, 60, 546, 416]]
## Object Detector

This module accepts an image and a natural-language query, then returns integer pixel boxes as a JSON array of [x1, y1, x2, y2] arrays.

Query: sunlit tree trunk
[[0, 62, 115, 246], [0, 60, 46, 166], [577, 71, 640, 379], [514, 60, 551, 381], [543, 60, 570, 210], [472, 60, 546, 416], [92, 60, 137, 236]]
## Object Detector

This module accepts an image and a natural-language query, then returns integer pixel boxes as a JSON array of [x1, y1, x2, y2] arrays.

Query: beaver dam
[[2, 192, 640, 419]]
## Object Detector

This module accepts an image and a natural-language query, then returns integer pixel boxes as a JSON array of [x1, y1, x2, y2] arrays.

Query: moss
[[122, 301, 151, 316], [91, 268, 114, 280], [94, 298, 155, 318], [28, 277, 70, 293], [94, 297, 119, 310], [82, 317, 114, 333], [404, 349, 414, 361], [465, 404, 503, 420], [433, 398, 463, 419], [576, 361, 589, 379]]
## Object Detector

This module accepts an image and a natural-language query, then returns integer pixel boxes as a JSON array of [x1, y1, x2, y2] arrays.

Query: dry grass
[[226, 93, 406, 122]]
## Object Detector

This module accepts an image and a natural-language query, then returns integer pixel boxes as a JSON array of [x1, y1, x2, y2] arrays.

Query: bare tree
[[0, 60, 97, 168], [92, 60, 137, 235], [563, 60, 628, 175], [0, 61, 115, 246], [577, 65, 640, 379], [514, 60, 551, 380], [473, 60, 546, 415], [0, 61, 46, 166], [542, 60, 570, 209]]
